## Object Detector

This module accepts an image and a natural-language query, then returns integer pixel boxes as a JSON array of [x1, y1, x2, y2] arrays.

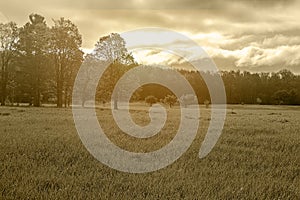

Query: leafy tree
[[179, 94, 197, 108], [50, 18, 83, 107], [93, 33, 135, 109], [1, 14, 300, 108], [287, 89, 298, 105], [204, 99, 210, 108], [18, 14, 51, 107], [277, 69, 295, 81], [256, 97, 262, 104], [272, 90, 290, 105], [163, 94, 177, 108], [74, 54, 102, 107], [145, 95, 157, 106], [0, 22, 19, 106], [221, 71, 236, 104]]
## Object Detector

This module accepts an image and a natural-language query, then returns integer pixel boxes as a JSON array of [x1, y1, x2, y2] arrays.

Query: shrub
[[163, 95, 177, 108], [145, 96, 157, 106], [179, 94, 197, 108], [204, 99, 210, 108]]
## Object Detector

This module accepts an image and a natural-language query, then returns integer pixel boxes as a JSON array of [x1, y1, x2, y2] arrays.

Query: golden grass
[[0, 105, 299, 199]]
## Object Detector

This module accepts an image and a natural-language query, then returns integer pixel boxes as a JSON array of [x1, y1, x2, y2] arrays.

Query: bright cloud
[[2, 0, 299, 72]]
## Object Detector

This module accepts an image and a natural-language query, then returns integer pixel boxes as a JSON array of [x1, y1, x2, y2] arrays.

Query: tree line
[[0, 14, 83, 107], [1, 14, 300, 107], [129, 68, 300, 105], [180, 69, 300, 105]]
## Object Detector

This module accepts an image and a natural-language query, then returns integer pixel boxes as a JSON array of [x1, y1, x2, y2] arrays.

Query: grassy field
[[0, 105, 299, 199]]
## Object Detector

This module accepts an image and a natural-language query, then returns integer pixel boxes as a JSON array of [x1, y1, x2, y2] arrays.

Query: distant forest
[[138, 67, 300, 105], [1, 14, 300, 107]]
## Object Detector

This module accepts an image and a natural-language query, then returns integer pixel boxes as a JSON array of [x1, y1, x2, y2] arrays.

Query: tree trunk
[[34, 86, 41, 107], [57, 82, 63, 108], [56, 68, 63, 107], [112, 90, 118, 110], [34, 76, 41, 107], [64, 93, 67, 108], [1, 88, 6, 106], [64, 88, 68, 108], [1, 78, 6, 106], [67, 96, 71, 107], [33, 61, 41, 107], [56, 58, 64, 108], [113, 98, 118, 110], [1, 62, 8, 106]]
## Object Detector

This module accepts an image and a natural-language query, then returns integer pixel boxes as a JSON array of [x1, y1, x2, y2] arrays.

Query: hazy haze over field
[[1, 0, 300, 73]]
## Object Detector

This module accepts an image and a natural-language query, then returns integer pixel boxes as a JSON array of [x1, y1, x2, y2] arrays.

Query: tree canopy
[[0, 14, 300, 107]]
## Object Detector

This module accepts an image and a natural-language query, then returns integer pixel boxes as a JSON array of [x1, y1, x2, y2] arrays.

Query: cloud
[[253, 35, 300, 48], [235, 45, 300, 67], [1, 0, 300, 73]]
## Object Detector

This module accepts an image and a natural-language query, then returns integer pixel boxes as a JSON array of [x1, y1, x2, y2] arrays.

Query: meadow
[[0, 104, 299, 199]]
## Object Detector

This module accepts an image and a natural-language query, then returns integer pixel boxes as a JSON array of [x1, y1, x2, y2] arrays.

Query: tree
[[74, 54, 101, 107], [145, 95, 157, 106], [163, 94, 177, 108], [0, 22, 19, 106], [288, 89, 298, 105], [18, 14, 51, 107], [179, 94, 197, 108], [204, 99, 210, 108], [256, 97, 262, 105], [93, 33, 135, 109], [51, 18, 83, 107], [272, 90, 290, 105]]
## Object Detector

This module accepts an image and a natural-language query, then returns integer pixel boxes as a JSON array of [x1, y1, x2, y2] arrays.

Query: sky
[[1, 0, 300, 73]]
